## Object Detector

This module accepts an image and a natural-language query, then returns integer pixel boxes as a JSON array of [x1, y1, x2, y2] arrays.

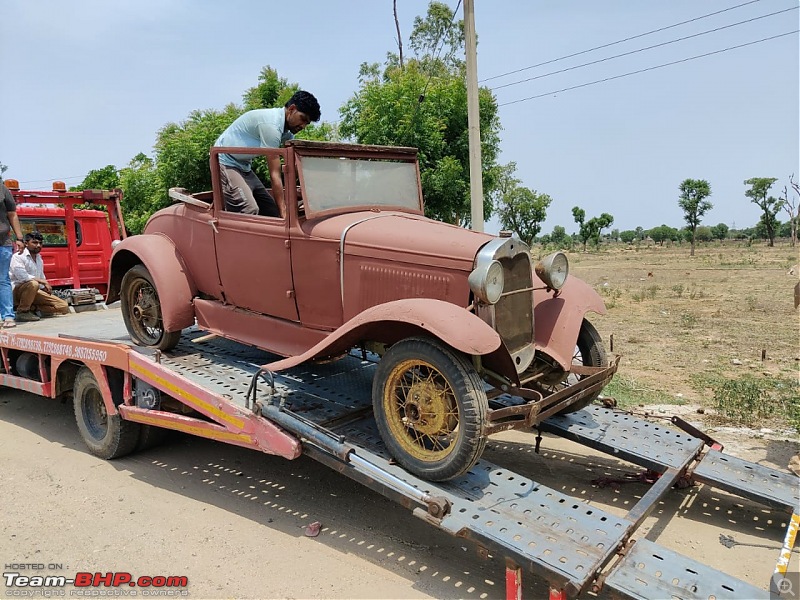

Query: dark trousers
[[219, 165, 279, 217]]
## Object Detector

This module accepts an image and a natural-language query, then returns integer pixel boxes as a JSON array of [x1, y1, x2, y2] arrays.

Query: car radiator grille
[[495, 254, 534, 353]]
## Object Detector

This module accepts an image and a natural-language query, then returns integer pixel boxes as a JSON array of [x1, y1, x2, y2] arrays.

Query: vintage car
[[107, 140, 617, 481]]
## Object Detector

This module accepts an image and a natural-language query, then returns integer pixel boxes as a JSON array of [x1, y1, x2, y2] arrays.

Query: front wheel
[[554, 319, 608, 414], [120, 264, 181, 351], [372, 337, 488, 482]]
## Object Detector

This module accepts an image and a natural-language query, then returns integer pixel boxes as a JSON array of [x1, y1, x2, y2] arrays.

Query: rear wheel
[[121, 264, 181, 351], [73, 366, 140, 459], [372, 337, 488, 482], [550, 319, 608, 414]]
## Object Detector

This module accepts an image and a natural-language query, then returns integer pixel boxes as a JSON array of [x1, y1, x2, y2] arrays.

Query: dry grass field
[[556, 240, 800, 432]]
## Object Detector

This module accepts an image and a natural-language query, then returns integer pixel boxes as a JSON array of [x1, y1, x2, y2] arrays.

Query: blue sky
[[1, 0, 797, 234]]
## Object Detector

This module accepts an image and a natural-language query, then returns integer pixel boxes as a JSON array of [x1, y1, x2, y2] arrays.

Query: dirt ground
[[1, 241, 798, 599]]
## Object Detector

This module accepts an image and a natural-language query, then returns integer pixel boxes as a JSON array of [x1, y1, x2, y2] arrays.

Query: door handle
[[208, 219, 219, 234]]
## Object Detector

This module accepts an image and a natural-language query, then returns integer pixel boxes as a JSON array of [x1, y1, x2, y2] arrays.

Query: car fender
[[264, 298, 518, 382], [534, 276, 606, 370], [107, 234, 197, 332]]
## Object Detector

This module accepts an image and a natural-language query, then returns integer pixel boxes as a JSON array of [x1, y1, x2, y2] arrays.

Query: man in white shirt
[[9, 232, 69, 321]]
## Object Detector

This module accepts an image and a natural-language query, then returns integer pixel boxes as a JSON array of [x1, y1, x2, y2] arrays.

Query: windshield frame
[[292, 142, 424, 220]]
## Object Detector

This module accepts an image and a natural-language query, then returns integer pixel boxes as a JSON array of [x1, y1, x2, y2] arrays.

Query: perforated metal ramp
[[603, 537, 768, 599], [540, 406, 706, 472], [693, 449, 800, 513]]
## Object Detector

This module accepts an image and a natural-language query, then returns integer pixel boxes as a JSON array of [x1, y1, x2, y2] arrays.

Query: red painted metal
[[548, 587, 567, 600], [505, 564, 522, 600], [10, 188, 126, 295], [127, 353, 301, 459]]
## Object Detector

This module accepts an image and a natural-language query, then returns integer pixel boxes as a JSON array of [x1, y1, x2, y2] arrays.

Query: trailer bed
[[3, 309, 797, 599]]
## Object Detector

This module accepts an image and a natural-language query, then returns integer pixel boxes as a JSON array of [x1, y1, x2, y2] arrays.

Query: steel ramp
[[602, 536, 768, 599]]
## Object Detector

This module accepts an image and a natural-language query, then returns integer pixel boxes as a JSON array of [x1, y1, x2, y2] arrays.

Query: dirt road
[[2, 388, 796, 599]]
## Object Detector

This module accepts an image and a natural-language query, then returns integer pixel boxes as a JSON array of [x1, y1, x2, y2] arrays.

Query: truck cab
[[5, 179, 126, 297]]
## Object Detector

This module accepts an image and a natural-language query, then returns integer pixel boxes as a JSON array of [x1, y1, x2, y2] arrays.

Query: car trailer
[[0, 309, 796, 599]]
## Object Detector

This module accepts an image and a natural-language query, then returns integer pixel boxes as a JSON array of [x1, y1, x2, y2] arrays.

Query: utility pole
[[464, 0, 484, 232]]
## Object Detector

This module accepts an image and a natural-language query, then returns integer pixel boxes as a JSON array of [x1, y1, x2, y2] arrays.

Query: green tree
[[494, 163, 551, 245], [648, 224, 679, 246], [710, 222, 729, 241], [73, 165, 120, 191], [118, 153, 161, 234], [619, 229, 637, 244], [678, 178, 712, 256], [339, 3, 502, 226], [744, 177, 780, 246], [155, 103, 243, 199], [695, 225, 713, 243], [550, 225, 570, 249], [572, 206, 613, 250]]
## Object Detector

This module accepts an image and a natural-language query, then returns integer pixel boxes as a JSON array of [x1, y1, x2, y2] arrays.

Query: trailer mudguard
[[534, 276, 606, 370], [106, 234, 197, 332], [264, 298, 517, 381]]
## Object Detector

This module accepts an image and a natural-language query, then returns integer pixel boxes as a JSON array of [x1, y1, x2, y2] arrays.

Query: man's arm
[[266, 155, 284, 208], [7, 211, 24, 254]]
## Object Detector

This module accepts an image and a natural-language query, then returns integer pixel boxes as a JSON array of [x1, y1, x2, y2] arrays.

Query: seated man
[[9, 232, 69, 321]]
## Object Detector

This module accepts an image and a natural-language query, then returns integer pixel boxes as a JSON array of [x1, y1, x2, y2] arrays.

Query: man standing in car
[[214, 90, 321, 216]]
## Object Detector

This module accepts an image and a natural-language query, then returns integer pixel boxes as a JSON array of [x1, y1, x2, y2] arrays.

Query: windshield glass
[[299, 156, 421, 214]]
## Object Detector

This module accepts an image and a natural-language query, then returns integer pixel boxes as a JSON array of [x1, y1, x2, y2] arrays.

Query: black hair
[[286, 90, 321, 122], [24, 232, 43, 242]]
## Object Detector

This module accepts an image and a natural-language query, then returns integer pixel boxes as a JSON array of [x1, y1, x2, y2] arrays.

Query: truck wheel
[[73, 366, 140, 459], [121, 264, 181, 351], [372, 337, 488, 482], [554, 319, 608, 414]]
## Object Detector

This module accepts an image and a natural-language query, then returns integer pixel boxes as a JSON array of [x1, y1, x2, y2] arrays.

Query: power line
[[480, 0, 766, 83], [490, 6, 798, 92], [498, 30, 798, 107]]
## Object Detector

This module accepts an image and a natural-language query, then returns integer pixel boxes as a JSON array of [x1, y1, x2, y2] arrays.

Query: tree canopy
[[339, 1, 501, 226], [744, 177, 780, 247], [572, 206, 614, 251], [493, 163, 551, 245], [677, 178, 712, 256]]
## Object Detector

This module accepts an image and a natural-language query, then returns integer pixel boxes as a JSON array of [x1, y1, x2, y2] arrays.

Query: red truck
[[3, 179, 126, 297]]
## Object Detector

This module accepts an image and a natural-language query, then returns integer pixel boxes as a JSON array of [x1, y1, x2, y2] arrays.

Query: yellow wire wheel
[[372, 337, 488, 481]]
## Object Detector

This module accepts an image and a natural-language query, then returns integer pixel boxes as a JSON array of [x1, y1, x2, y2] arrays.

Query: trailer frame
[[0, 310, 796, 599]]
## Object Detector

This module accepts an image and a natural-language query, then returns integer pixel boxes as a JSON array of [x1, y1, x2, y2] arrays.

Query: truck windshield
[[299, 156, 421, 214]]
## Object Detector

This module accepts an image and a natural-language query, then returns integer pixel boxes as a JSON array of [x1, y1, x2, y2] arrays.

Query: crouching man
[[9, 232, 69, 321]]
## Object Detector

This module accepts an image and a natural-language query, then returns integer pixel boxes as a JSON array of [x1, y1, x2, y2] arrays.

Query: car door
[[214, 204, 298, 323]]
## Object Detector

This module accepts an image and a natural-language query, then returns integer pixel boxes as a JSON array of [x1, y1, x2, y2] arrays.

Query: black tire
[[120, 264, 181, 351], [73, 366, 140, 459], [555, 319, 608, 414], [372, 337, 488, 482], [135, 425, 170, 452]]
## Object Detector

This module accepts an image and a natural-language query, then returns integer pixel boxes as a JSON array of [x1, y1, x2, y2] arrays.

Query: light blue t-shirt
[[215, 108, 293, 171]]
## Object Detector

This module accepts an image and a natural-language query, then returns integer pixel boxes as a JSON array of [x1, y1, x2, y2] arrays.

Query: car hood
[[302, 211, 494, 271]]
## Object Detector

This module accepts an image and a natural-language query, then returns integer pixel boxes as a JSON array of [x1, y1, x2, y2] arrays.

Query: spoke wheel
[[73, 366, 140, 459], [373, 337, 487, 481], [121, 265, 181, 351], [546, 319, 608, 414]]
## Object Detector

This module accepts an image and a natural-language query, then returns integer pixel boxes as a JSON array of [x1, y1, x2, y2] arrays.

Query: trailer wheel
[[73, 366, 140, 459], [121, 264, 181, 351], [136, 425, 169, 452], [373, 337, 488, 482], [551, 319, 609, 414]]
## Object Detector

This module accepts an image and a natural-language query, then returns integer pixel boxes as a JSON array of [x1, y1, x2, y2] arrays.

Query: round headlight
[[535, 252, 569, 290], [468, 259, 505, 305]]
